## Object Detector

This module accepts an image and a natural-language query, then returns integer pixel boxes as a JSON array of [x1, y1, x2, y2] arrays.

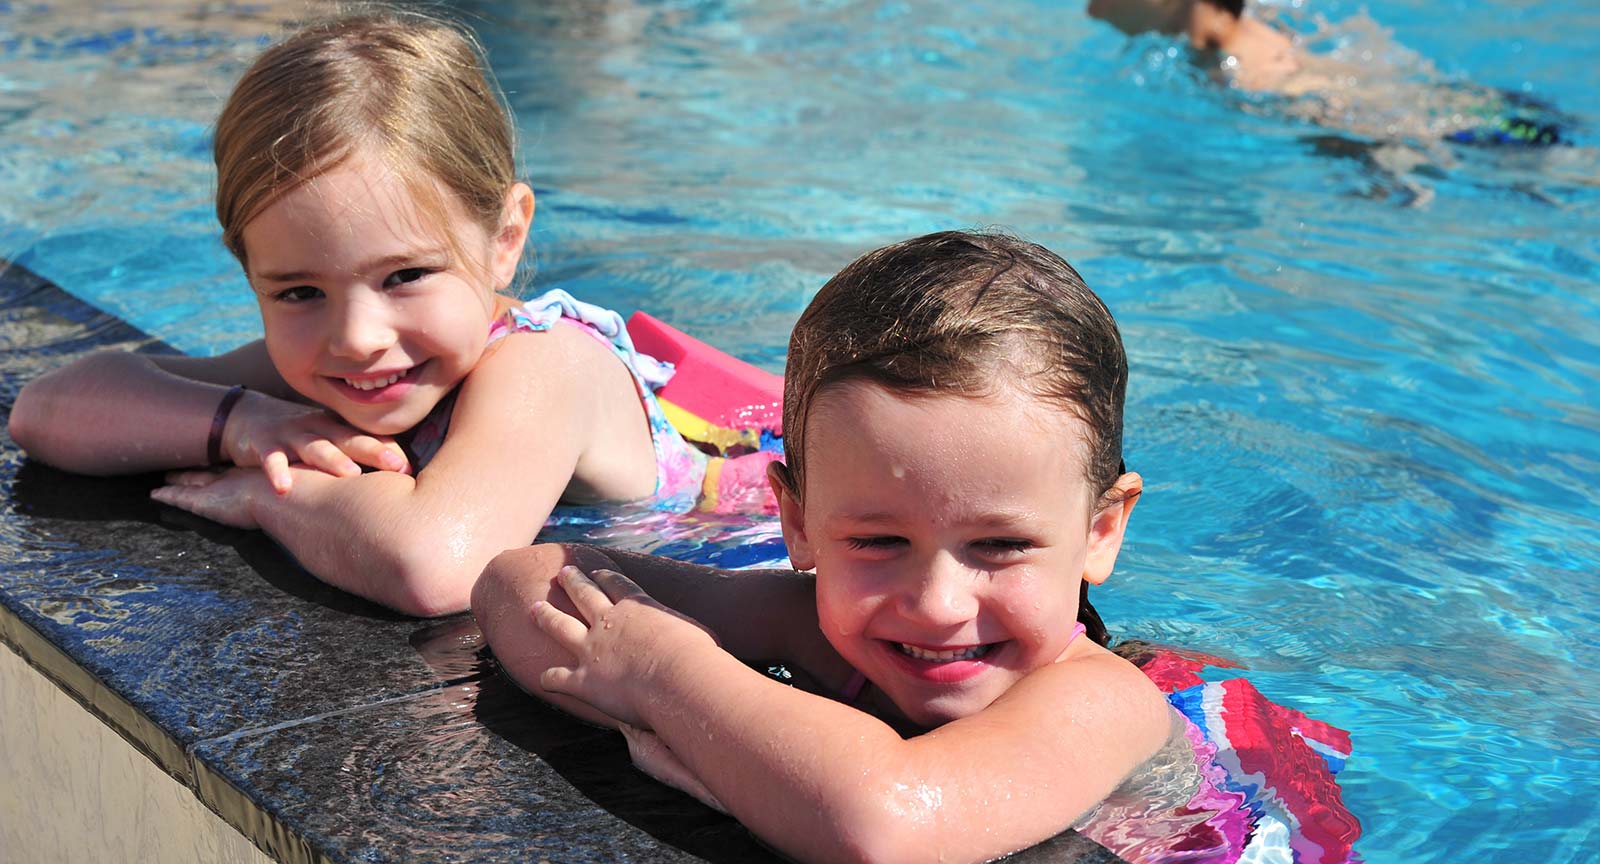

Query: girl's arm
[[534, 567, 1171, 864], [473, 543, 841, 725], [8, 343, 406, 488], [152, 324, 654, 617]]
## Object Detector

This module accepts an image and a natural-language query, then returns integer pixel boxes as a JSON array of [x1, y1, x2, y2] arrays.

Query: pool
[[3, 1, 1597, 861]]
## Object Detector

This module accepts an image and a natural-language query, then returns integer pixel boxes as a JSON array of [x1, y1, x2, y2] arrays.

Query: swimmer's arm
[[473, 544, 832, 725], [672, 655, 1165, 863], [13, 342, 406, 490], [8, 341, 294, 473], [201, 329, 629, 616], [544, 578, 1170, 864]]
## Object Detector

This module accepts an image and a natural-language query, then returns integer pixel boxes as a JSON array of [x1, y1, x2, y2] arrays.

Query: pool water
[[3, 1, 1598, 861]]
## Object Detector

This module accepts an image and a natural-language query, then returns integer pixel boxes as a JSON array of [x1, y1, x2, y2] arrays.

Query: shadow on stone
[[8, 459, 409, 620]]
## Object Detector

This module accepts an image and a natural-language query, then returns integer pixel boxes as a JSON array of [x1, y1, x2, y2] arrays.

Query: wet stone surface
[[0, 262, 1123, 864]]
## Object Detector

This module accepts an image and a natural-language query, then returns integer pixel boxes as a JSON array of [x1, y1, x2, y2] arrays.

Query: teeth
[[344, 371, 405, 391], [897, 643, 991, 662]]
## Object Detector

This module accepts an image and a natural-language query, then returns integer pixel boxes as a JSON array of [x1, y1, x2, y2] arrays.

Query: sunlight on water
[[2, 1, 1598, 861]]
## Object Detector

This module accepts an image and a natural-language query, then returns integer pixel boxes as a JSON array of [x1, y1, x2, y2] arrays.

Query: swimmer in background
[[1087, 0, 1583, 201]]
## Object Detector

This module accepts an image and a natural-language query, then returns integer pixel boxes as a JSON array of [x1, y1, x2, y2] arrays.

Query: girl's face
[[242, 150, 531, 435], [777, 380, 1138, 728]]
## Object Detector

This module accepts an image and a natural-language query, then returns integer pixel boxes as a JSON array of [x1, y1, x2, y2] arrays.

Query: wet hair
[[778, 230, 1130, 645], [213, 10, 518, 273], [1201, 0, 1245, 18]]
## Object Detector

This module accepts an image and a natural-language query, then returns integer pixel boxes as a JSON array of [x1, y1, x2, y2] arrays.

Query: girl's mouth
[[882, 640, 1002, 684], [895, 643, 994, 662], [344, 370, 407, 390], [330, 364, 421, 402]]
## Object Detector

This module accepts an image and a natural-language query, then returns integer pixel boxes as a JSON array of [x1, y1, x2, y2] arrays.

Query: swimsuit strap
[[1071, 621, 1086, 643]]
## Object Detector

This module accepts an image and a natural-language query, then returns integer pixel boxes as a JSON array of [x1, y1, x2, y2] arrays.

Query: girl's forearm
[[638, 649, 935, 864], [252, 469, 522, 616], [10, 352, 231, 473]]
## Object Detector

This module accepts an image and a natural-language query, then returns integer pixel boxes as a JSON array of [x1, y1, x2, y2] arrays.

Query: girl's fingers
[[540, 665, 577, 695], [531, 599, 591, 651], [262, 450, 293, 496], [162, 469, 217, 487], [587, 568, 649, 603], [299, 438, 361, 478], [339, 434, 409, 473], [620, 725, 727, 813], [556, 566, 618, 619]]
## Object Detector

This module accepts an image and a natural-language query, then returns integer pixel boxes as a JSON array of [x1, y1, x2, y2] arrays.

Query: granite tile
[[192, 666, 1123, 864]]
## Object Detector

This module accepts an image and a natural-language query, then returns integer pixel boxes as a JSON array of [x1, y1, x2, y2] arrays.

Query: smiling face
[[242, 150, 529, 435], [776, 380, 1137, 728]]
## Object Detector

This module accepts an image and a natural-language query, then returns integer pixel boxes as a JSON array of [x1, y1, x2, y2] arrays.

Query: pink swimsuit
[[403, 288, 744, 512]]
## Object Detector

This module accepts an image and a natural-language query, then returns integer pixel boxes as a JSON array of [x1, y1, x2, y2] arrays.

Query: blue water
[[3, 1, 1598, 861]]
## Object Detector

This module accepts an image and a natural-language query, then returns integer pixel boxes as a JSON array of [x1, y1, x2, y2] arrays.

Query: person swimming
[[1087, 0, 1582, 203], [1089, 0, 1570, 147]]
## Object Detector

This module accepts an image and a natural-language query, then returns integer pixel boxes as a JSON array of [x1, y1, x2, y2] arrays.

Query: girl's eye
[[273, 285, 322, 303], [974, 538, 1034, 556], [846, 536, 906, 551], [383, 268, 431, 288]]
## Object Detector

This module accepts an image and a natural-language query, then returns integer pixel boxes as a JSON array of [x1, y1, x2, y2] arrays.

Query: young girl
[[6, 11, 739, 617], [472, 231, 1187, 862]]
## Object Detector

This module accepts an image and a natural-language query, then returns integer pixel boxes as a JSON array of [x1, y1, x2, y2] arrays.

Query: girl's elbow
[[7, 399, 38, 454], [378, 542, 477, 618], [800, 791, 943, 864], [8, 382, 50, 455]]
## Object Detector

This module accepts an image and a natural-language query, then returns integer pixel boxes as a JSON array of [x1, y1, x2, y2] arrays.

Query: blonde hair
[[213, 10, 517, 272]]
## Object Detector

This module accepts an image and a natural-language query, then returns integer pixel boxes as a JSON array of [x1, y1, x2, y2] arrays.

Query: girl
[[473, 231, 1188, 863], [6, 12, 724, 617]]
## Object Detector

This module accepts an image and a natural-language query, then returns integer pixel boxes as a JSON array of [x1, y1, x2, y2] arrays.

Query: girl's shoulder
[[1004, 642, 1174, 750]]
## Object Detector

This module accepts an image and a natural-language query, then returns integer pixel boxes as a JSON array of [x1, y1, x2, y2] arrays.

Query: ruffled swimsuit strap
[[491, 289, 709, 510]]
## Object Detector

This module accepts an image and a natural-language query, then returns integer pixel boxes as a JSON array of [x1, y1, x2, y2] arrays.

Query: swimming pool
[[3, 1, 1597, 861]]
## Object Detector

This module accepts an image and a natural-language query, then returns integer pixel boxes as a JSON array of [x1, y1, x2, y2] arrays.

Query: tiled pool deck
[[0, 261, 1123, 864]]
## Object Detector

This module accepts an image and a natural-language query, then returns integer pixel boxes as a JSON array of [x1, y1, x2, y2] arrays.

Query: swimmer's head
[[213, 11, 520, 274], [1087, 0, 1242, 36], [780, 230, 1128, 504], [776, 230, 1133, 646]]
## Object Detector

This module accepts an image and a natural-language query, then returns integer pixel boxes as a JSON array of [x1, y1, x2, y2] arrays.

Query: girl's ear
[[490, 182, 535, 289], [767, 461, 816, 571], [1084, 471, 1142, 586]]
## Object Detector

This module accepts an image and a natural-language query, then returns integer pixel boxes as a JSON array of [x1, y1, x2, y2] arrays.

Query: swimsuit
[[488, 289, 710, 510], [402, 288, 734, 512], [1446, 116, 1564, 147]]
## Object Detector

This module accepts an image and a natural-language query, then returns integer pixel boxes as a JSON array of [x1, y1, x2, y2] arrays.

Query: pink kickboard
[[626, 311, 783, 433]]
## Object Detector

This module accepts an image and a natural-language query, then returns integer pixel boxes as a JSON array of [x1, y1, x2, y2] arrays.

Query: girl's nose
[[327, 297, 396, 359], [897, 553, 980, 627]]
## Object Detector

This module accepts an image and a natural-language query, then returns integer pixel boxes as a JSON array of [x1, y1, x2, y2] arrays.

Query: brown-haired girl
[[473, 231, 1188, 863], [8, 11, 718, 616]]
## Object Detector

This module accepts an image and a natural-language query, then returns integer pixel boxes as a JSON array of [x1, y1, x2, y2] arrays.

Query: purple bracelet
[[207, 385, 246, 465]]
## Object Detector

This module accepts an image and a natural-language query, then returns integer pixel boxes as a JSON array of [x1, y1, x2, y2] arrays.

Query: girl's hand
[[150, 467, 272, 529], [534, 566, 717, 728], [223, 391, 409, 494], [619, 723, 727, 813]]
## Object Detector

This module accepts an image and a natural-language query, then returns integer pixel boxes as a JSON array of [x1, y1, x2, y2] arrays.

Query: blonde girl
[[473, 231, 1178, 863], [9, 12, 713, 616]]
